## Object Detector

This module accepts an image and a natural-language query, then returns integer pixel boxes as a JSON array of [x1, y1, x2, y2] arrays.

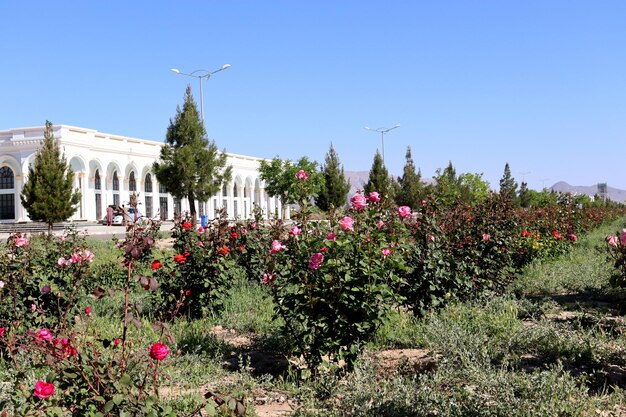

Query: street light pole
[[364, 124, 400, 163], [170, 64, 231, 127]]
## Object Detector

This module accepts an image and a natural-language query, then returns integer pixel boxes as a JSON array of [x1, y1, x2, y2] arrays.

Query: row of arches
[[0, 160, 284, 223]]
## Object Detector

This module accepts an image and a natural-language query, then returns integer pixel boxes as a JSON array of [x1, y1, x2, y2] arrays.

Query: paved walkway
[[0, 222, 175, 241]]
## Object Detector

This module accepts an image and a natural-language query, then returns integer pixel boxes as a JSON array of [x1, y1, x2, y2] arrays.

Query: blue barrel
[[200, 215, 208, 227]]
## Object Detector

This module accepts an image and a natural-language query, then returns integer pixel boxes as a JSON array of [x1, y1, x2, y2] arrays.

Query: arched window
[[113, 171, 119, 191], [94, 169, 102, 220], [0, 166, 15, 220], [222, 184, 228, 196], [112, 171, 120, 206], [158, 182, 169, 220], [0, 166, 14, 190], [129, 171, 136, 192], [94, 169, 101, 190], [144, 174, 153, 193], [144, 174, 153, 218]]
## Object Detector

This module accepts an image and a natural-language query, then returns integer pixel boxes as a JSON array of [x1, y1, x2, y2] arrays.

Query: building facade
[[0, 125, 286, 223]]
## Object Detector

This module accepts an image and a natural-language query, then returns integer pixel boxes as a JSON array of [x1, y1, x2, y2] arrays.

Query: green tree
[[433, 161, 463, 206], [395, 146, 423, 208], [458, 172, 491, 204], [259, 156, 323, 219], [499, 162, 518, 203], [21, 121, 81, 234], [364, 151, 391, 200], [153, 86, 232, 224], [315, 143, 350, 212], [519, 181, 531, 208]]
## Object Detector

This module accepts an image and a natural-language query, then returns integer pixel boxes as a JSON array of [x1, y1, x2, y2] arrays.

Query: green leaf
[[113, 394, 124, 405], [120, 374, 132, 387], [103, 400, 115, 413]]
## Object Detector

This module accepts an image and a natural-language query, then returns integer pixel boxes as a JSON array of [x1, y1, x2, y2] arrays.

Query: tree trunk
[[187, 193, 197, 226]]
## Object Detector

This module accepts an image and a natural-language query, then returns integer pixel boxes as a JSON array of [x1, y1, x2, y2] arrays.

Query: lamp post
[[170, 64, 231, 127], [364, 124, 400, 163]]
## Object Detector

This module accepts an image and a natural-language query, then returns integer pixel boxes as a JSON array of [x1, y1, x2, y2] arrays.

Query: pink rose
[[350, 194, 367, 211], [326, 232, 337, 241], [15, 236, 28, 248], [621, 230, 626, 246], [70, 252, 82, 264], [381, 248, 391, 257], [339, 216, 354, 232], [289, 225, 302, 236], [198, 240, 205, 248], [368, 192, 381, 202], [295, 170, 309, 180], [57, 257, 70, 268], [421, 199, 427, 206], [197, 226, 205, 234], [0, 327, 5, 337], [33, 380, 55, 399], [608, 235, 618, 246], [269, 240, 286, 255], [82, 250, 94, 263], [482, 234, 490, 242], [398, 206, 412, 219], [377, 220, 385, 230], [149, 342, 170, 361], [250, 222, 257, 229], [427, 235, 435, 243], [37, 329, 53, 342], [85, 306, 92, 316], [568, 233, 577, 242], [262, 273, 276, 285], [308, 253, 324, 270]]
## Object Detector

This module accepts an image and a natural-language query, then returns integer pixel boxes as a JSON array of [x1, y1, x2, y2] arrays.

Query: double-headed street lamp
[[364, 124, 400, 163], [170, 64, 231, 127]]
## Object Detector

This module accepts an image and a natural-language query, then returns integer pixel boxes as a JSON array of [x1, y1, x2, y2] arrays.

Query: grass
[[5, 219, 625, 416]]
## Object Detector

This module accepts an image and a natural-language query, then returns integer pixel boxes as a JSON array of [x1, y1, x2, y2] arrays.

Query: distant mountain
[[550, 181, 626, 203], [344, 171, 370, 196]]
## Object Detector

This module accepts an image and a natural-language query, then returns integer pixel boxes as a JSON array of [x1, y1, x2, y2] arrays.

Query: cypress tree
[[395, 146, 423, 208], [153, 86, 232, 224], [21, 121, 81, 234], [315, 144, 350, 211], [499, 162, 518, 203], [364, 151, 391, 199]]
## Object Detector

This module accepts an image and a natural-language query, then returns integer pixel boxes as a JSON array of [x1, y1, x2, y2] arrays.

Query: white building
[[0, 125, 287, 223]]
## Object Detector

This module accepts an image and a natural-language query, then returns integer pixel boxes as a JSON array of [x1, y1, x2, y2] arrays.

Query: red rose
[[239, 245, 245, 251], [182, 222, 192, 230], [185, 289, 191, 296], [217, 246, 230, 256], [33, 380, 55, 399], [151, 260, 162, 270], [173, 254, 187, 264], [149, 341, 170, 361], [231, 232, 239, 239], [85, 306, 92, 316]]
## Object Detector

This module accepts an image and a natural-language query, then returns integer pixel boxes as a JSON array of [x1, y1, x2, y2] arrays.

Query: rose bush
[[259, 194, 408, 372]]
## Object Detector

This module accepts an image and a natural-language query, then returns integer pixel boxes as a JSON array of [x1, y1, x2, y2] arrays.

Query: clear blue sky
[[1, 1, 625, 191]]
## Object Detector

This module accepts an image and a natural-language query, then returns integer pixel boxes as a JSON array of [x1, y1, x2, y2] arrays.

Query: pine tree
[[153, 86, 232, 224], [499, 162, 518, 203], [519, 181, 531, 208], [21, 121, 81, 234], [395, 146, 423, 208], [433, 161, 462, 206], [315, 144, 350, 212], [364, 151, 391, 199]]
